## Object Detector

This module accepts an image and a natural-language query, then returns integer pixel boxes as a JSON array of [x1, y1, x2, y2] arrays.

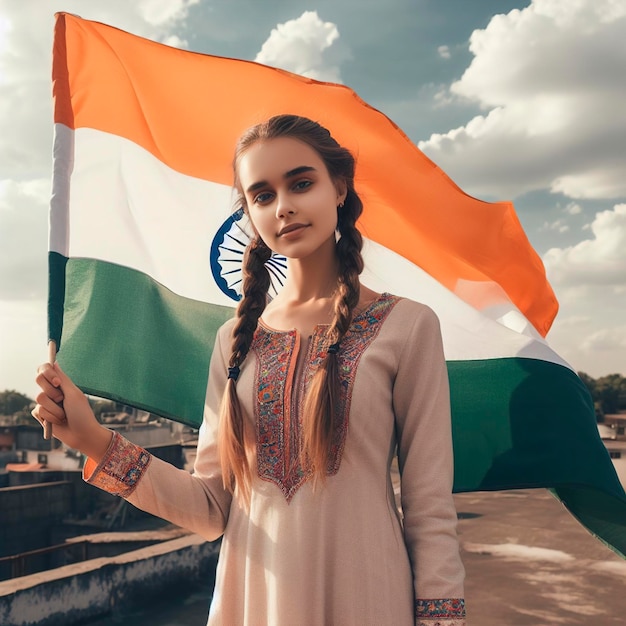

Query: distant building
[[603, 414, 626, 439]]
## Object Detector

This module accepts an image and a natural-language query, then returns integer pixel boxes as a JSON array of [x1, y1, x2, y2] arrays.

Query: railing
[[0, 540, 88, 581]]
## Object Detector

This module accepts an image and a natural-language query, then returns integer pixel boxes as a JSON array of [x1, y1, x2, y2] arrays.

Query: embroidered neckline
[[257, 292, 392, 336], [251, 292, 400, 502]]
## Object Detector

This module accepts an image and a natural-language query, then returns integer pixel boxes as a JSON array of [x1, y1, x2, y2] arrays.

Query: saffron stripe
[[52, 13, 557, 334]]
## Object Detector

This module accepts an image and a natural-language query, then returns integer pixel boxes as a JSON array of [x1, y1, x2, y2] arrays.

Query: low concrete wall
[[0, 476, 120, 560], [0, 482, 74, 559], [0, 534, 219, 626]]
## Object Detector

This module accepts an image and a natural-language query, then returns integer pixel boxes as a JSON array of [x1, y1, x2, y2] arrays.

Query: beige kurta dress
[[85, 294, 466, 625]]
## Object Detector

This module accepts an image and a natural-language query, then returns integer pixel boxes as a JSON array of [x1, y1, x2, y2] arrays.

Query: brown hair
[[219, 114, 364, 501]]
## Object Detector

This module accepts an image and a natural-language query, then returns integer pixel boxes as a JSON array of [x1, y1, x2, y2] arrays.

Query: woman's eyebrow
[[284, 165, 316, 178], [246, 166, 317, 194]]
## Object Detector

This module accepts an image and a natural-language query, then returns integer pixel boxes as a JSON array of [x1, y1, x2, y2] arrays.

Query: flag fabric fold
[[50, 13, 626, 557]]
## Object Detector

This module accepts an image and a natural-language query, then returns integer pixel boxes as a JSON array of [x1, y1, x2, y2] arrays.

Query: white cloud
[[551, 165, 626, 200], [0, 300, 47, 399], [554, 314, 590, 327], [543, 204, 626, 287], [540, 219, 569, 233], [548, 304, 626, 376], [581, 327, 626, 352], [0, 178, 49, 300], [437, 45, 451, 59], [254, 11, 349, 83], [419, 0, 626, 201], [433, 87, 454, 107], [137, 0, 199, 27], [162, 34, 189, 48], [543, 203, 626, 375], [564, 202, 582, 215]]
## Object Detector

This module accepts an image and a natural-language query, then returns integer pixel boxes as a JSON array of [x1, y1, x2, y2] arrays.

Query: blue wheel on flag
[[210, 208, 288, 302]]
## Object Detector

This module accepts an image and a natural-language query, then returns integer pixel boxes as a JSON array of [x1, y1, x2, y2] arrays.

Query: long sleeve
[[392, 304, 466, 625], [84, 322, 234, 542]]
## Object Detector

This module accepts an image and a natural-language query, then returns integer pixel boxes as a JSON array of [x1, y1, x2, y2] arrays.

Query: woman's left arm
[[392, 303, 466, 625]]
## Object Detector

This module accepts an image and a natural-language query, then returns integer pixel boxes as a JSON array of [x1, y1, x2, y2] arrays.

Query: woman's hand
[[32, 362, 113, 462]]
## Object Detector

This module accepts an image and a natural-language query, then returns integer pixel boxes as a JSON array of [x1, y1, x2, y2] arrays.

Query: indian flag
[[50, 13, 626, 556]]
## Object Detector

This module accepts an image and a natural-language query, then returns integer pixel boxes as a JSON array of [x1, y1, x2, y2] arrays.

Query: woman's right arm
[[33, 324, 233, 542]]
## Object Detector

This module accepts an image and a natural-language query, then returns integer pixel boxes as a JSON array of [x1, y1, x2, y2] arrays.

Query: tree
[[578, 372, 596, 397], [579, 373, 626, 415], [0, 390, 34, 416], [595, 374, 625, 414]]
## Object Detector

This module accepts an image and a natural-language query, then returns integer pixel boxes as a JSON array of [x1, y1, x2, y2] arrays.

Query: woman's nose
[[275, 194, 295, 218]]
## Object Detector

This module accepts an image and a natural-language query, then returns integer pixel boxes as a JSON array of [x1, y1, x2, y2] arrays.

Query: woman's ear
[[335, 179, 347, 206]]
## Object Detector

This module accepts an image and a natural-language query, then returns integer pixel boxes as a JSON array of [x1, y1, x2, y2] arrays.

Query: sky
[[0, 0, 625, 399]]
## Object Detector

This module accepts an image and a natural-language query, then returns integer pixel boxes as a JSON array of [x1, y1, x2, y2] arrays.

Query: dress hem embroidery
[[416, 598, 466, 623]]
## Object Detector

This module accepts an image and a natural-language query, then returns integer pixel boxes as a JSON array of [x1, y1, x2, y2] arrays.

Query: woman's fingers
[[33, 360, 106, 452], [36, 378, 65, 404], [35, 363, 64, 403], [30, 410, 44, 427], [33, 392, 67, 423], [33, 361, 70, 429], [36, 362, 60, 385]]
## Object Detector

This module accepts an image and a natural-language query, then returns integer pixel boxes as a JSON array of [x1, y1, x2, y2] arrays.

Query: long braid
[[302, 188, 364, 481], [219, 236, 271, 502], [333, 188, 365, 340]]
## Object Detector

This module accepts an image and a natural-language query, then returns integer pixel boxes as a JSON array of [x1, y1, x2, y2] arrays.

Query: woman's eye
[[293, 180, 312, 191], [254, 192, 274, 204]]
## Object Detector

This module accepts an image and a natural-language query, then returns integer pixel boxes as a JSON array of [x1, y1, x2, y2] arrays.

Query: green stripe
[[48, 252, 68, 349], [449, 358, 621, 496], [552, 486, 626, 559], [52, 256, 234, 427], [49, 255, 626, 556], [449, 358, 626, 557]]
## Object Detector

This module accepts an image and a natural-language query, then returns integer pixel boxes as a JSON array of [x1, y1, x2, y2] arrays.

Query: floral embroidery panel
[[251, 293, 400, 502]]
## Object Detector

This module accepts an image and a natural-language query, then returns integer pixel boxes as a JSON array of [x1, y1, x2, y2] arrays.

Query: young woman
[[34, 115, 466, 625]]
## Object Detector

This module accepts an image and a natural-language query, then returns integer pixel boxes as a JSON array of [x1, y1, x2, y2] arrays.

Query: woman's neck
[[281, 244, 340, 304]]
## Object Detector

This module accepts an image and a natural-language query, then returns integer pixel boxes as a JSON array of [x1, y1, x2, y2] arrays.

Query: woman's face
[[237, 137, 346, 261]]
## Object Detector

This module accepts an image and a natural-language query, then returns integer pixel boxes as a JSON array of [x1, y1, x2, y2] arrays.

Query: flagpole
[[42, 341, 56, 440]]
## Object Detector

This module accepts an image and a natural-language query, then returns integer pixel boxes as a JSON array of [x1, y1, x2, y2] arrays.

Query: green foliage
[[578, 372, 626, 415], [0, 390, 34, 416], [578, 372, 596, 395]]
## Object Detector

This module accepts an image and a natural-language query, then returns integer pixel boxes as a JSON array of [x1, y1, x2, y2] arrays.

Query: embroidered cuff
[[416, 598, 466, 625], [83, 431, 151, 497]]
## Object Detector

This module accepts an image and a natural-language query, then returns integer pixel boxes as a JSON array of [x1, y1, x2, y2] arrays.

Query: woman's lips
[[278, 223, 308, 237]]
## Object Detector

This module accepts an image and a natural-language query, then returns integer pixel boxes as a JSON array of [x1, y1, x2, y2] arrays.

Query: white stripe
[[362, 240, 571, 367], [51, 125, 236, 307], [50, 124, 74, 256], [52, 126, 569, 367]]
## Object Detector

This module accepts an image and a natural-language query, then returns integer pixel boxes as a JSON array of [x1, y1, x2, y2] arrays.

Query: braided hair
[[218, 115, 364, 500]]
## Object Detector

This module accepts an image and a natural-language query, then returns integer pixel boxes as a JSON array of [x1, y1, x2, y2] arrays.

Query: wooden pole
[[42, 340, 56, 440]]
